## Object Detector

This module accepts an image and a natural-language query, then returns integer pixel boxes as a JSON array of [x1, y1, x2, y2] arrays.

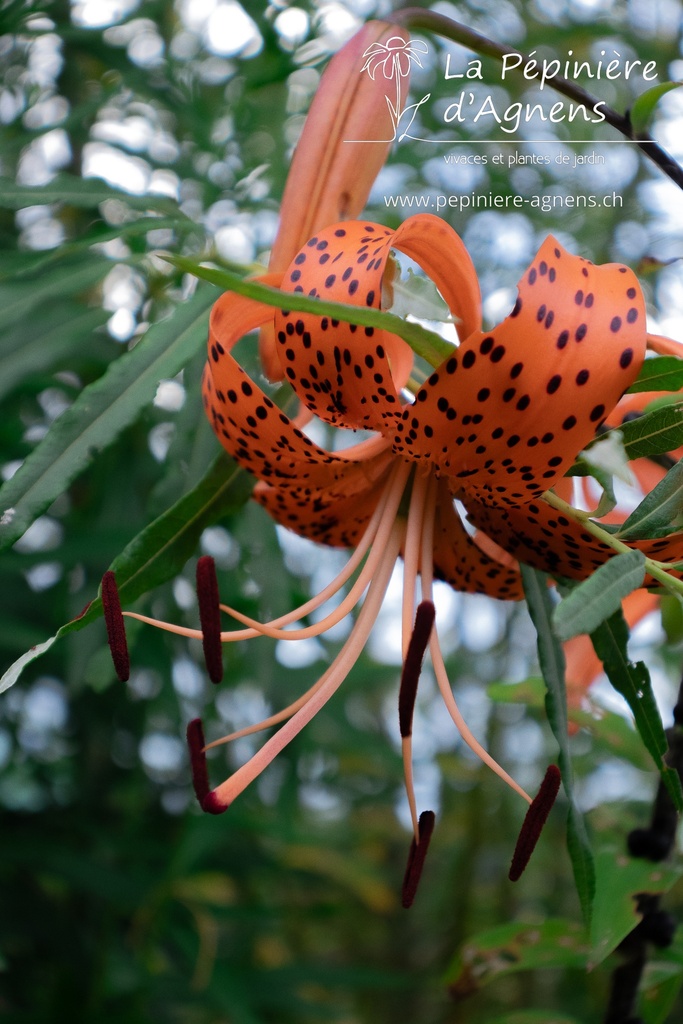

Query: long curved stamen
[[123, 462, 411, 643], [398, 468, 433, 840], [215, 462, 411, 642], [201, 514, 403, 749], [419, 484, 533, 806], [205, 521, 405, 811], [199, 465, 412, 751], [399, 601, 436, 841]]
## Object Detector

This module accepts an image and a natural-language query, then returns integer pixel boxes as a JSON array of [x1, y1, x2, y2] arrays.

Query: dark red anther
[[101, 571, 129, 682], [196, 555, 223, 683], [402, 810, 436, 908], [186, 718, 227, 815], [509, 764, 561, 882], [399, 601, 435, 739]]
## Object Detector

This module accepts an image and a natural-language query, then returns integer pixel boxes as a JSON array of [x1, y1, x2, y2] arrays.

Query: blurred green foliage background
[[2, 0, 683, 1020]]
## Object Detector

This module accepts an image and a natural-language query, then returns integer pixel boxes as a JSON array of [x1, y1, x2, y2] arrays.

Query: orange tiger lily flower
[[112, 212, 680, 894]]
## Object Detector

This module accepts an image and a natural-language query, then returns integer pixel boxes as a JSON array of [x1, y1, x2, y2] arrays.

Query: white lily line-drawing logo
[[361, 36, 431, 141]]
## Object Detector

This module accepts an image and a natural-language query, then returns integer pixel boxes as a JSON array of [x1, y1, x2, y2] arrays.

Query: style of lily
[[102, 211, 683, 902]]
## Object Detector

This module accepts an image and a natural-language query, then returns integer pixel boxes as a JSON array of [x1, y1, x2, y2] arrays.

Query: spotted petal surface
[[273, 215, 481, 434], [203, 288, 392, 495], [273, 222, 409, 432], [393, 236, 646, 509], [467, 497, 683, 584], [254, 464, 393, 548]]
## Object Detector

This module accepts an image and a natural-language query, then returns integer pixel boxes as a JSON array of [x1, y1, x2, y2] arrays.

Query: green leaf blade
[[619, 404, 683, 460], [590, 844, 683, 965], [0, 173, 188, 216], [552, 550, 646, 641], [617, 460, 683, 541], [630, 82, 683, 136], [444, 919, 589, 996], [590, 610, 683, 810], [0, 256, 111, 329], [520, 566, 595, 927], [0, 285, 216, 551], [627, 355, 683, 394], [0, 304, 109, 402], [168, 254, 454, 370], [60, 452, 254, 636]]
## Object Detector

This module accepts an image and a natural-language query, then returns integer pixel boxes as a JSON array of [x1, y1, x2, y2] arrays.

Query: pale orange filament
[[124, 459, 410, 644], [419, 477, 533, 806], [209, 520, 405, 807], [401, 468, 429, 660], [122, 445, 533, 816]]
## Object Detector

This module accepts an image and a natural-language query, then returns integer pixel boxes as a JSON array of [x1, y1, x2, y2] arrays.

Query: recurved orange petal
[[203, 291, 392, 493], [395, 237, 646, 508], [254, 457, 394, 548], [273, 214, 482, 433], [466, 495, 683, 584], [391, 213, 481, 342], [274, 221, 410, 431]]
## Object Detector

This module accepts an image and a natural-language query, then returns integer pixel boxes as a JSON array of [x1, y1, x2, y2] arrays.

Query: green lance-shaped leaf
[[617, 460, 683, 541], [0, 451, 254, 692], [0, 635, 60, 696], [627, 355, 683, 395], [521, 565, 595, 928], [630, 82, 683, 137], [0, 304, 109, 402], [60, 452, 254, 636], [0, 216, 197, 283], [168, 254, 453, 370], [590, 609, 683, 810], [0, 285, 216, 552], [444, 918, 589, 996], [618, 403, 683, 460], [552, 550, 646, 641], [0, 255, 110, 330], [0, 173, 189, 216]]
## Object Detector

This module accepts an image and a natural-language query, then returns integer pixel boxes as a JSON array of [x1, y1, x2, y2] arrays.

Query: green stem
[[166, 254, 453, 369], [392, 8, 683, 191], [543, 490, 683, 599]]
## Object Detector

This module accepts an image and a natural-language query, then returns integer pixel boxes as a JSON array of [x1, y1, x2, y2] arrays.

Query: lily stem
[[543, 490, 683, 600], [392, 8, 683, 191]]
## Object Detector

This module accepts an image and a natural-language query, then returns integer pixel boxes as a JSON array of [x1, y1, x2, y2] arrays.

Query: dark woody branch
[[603, 677, 683, 1023], [392, 8, 683, 191]]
